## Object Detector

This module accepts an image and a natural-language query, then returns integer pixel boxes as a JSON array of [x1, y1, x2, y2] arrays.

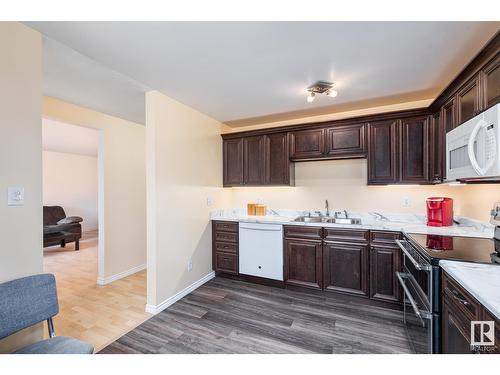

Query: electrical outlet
[[206, 197, 212, 206], [402, 197, 411, 208], [7, 187, 24, 206], [187, 259, 193, 272]]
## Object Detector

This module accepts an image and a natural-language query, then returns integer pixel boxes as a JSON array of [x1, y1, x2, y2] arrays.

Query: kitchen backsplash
[[226, 159, 499, 223]]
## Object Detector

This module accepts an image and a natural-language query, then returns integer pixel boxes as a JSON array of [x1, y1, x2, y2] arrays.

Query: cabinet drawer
[[215, 253, 238, 274], [370, 230, 401, 244], [284, 225, 323, 240], [443, 273, 480, 321], [214, 221, 238, 233], [324, 228, 369, 243], [215, 231, 238, 243], [214, 241, 238, 254]]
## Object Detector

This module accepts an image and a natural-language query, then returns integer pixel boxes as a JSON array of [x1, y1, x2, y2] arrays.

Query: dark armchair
[[43, 206, 82, 251]]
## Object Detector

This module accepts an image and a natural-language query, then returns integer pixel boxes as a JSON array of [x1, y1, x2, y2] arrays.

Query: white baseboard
[[145, 271, 215, 314], [97, 263, 146, 285]]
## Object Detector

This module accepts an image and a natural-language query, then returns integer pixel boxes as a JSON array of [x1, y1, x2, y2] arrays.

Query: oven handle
[[395, 240, 431, 271], [396, 271, 432, 320]]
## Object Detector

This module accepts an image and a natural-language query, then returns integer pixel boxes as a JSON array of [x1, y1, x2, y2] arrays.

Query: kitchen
[[210, 31, 500, 354]]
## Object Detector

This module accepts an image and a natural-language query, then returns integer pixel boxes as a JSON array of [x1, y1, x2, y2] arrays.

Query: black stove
[[396, 232, 499, 354], [405, 233, 500, 266]]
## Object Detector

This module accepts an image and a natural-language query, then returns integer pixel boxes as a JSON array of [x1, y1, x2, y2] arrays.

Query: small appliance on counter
[[491, 201, 500, 263], [426, 197, 453, 227]]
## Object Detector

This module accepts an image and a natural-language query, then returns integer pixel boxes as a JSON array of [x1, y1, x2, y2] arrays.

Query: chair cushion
[[14, 336, 94, 354]]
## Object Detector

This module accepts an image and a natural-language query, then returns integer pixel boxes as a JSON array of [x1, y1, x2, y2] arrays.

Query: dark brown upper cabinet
[[430, 112, 444, 183], [324, 123, 367, 158], [265, 133, 294, 186], [367, 120, 398, 184], [456, 75, 481, 126], [482, 53, 500, 108], [223, 134, 294, 187], [442, 96, 457, 133], [223, 138, 244, 186], [289, 128, 325, 160], [400, 115, 430, 184], [323, 241, 369, 297], [243, 136, 266, 185]]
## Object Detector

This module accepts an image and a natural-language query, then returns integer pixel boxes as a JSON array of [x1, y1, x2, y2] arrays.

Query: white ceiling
[[42, 118, 99, 157], [27, 22, 499, 125]]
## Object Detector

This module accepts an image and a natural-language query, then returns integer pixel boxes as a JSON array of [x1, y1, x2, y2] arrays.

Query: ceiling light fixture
[[306, 92, 316, 103], [306, 81, 337, 103]]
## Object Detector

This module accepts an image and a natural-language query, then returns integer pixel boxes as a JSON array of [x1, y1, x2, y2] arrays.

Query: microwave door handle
[[467, 118, 495, 176]]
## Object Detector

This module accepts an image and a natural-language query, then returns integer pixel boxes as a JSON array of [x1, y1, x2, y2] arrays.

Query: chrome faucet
[[325, 200, 330, 217]]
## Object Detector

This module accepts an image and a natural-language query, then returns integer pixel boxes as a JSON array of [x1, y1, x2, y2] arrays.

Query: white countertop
[[210, 208, 494, 238], [440, 260, 500, 320]]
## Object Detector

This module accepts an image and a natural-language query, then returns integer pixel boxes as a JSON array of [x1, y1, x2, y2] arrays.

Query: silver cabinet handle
[[395, 240, 431, 271], [396, 272, 432, 320]]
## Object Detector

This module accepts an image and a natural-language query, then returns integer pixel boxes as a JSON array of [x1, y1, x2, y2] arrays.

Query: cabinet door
[[370, 245, 401, 303], [367, 120, 398, 184], [284, 239, 322, 290], [457, 75, 481, 125], [289, 128, 325, 160], [243, 136, 265, 185], [323, 241, 369, 296], [442, 96, 457, 133], [324, 123, 366, 158], [482, 54, 500, 108], [400, 116, 430, 184], [223, 138, 244, 186], [430, 112, 444, 183], [482, 309, 500, 354], [442, 301, 474, 354], [265, 133, 293, 185]]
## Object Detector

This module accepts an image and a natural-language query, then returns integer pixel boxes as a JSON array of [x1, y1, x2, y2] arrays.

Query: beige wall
[[145, 91, 228, 307], [224, 98, 499, 223], [0, 22, 43, 352], [228, 158, 499, 223], [42, 96, 147, 279], [43, 150, 98, 232]]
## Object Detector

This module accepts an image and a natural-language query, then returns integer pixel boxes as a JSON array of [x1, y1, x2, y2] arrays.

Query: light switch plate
[[8, 187, 24, 206]]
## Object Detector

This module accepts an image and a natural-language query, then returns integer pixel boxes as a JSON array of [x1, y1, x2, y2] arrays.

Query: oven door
[[396, 272, 434, 354]]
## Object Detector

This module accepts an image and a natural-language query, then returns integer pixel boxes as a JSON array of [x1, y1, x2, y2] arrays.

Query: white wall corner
[[96, 263, 146, 286], [145, 271, 215, 314]]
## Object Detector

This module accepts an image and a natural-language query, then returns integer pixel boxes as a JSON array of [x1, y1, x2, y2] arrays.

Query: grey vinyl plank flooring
[[99, 276, 413, 354]]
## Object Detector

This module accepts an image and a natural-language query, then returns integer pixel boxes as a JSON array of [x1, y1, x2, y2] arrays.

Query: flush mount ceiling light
[[306, 81, 337, 103]]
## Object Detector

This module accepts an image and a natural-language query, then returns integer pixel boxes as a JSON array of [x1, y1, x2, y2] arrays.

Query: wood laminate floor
[[43, 231, 150, 352], [99, 277, 413, 354]]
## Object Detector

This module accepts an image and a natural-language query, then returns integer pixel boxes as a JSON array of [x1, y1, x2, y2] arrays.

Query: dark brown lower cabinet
[[284, 238, 322, 290], [212, 221, 239, 275], [442, 300, 474, 354], [442, 271, 499, 354], [369, 245, 402, 303], [323, 241, 369, 296]]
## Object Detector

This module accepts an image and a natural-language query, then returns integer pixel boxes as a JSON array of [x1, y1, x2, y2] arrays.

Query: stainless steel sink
[[293, 216, 361, 225], [323, 217, 362, 225], [293, 216, 323, 223]]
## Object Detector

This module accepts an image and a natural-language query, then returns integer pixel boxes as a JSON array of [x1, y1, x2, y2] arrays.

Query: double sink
[[293, 216, 362, 225]]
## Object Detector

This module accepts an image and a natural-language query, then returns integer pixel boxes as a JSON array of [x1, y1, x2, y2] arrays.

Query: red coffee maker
[[426, 197, 453, 227]]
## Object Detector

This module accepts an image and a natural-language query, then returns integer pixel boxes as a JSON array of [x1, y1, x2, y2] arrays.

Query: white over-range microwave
[[446, 103, 500, 182]]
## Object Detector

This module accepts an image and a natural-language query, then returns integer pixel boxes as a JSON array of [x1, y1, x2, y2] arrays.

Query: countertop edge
[[440, 260, 500, 320]]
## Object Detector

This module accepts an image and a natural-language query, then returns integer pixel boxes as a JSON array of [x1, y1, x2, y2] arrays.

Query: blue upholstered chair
[[0, 274, 93, 354]]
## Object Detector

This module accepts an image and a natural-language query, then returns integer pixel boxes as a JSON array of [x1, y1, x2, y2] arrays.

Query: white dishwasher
[[239, 222, 283, 281]]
